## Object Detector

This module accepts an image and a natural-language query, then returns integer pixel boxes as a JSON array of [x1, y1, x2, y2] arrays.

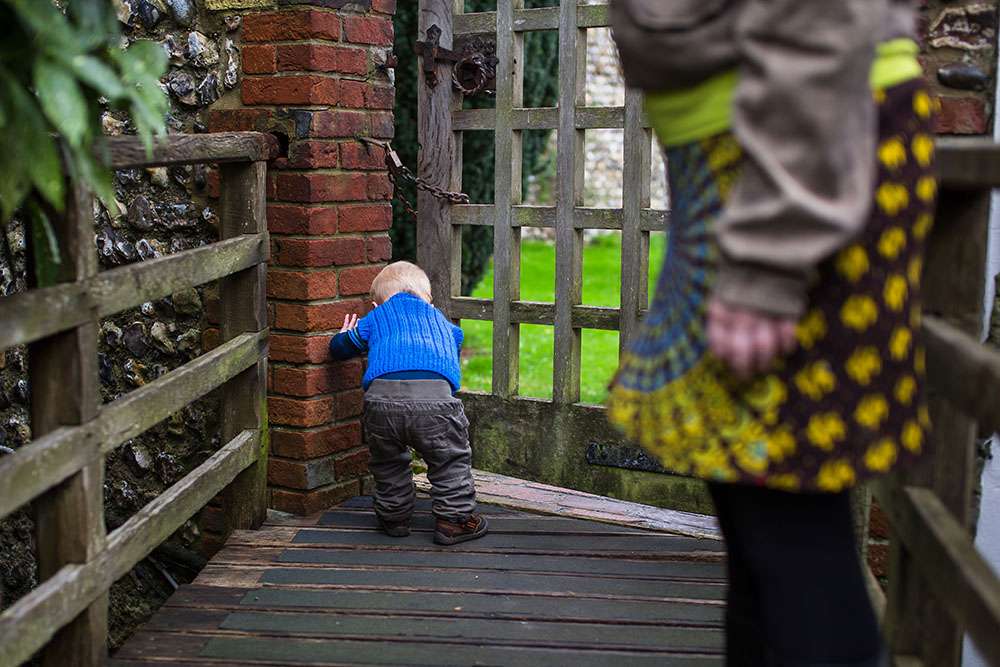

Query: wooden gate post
[[28, 182, 107, 666], [417, 0, 463, 318], [219, 160, 270, 536], [883, 181, 991, 665]]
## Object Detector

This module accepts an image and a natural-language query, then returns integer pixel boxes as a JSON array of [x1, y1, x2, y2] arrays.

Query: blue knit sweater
[[328, 292, 463, 391]]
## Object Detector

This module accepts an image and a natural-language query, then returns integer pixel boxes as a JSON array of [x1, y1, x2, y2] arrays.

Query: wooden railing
[[876, 137, 1000, 666], [0, 132, 273, 667]]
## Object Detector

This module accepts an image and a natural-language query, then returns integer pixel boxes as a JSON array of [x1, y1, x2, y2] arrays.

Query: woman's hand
[[339, 313, 359, 333], [707, 298, 798, 380]]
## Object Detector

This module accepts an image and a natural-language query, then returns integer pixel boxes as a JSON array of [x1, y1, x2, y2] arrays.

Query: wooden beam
[[552, 0, 585, 404], [620, 83, 650, 354], [884, 177, 991, 665], [0, 430, 259, 667], [219, 161, 270, 536], [417, 0, 461, 318], [936, 138, 1000, 190], [454, 5, 610, 35], [27, 181, 107, 667], [922, 314, 1000, 434], [0, 234, 266, 351], [487, 0, 523, 398], [0, 331, 266, 519], [104, 132, 276, 169], [881, 485, 1000, 667]]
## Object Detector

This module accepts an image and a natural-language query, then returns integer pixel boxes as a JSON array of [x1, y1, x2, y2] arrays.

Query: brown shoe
[[376, 514, 410, 537], [434, 514, 488, 545]]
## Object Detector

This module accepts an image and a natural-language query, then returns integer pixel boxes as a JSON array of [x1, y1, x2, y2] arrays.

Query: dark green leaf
[[66, 0, 119, 48], [7, 0, 85, 57], [116, 40, 168, 83], [33, 58, 90, 148], [27, 201, 61, 287], [73, 150, 115, 213], [66, 55, 125, 100], [6, 80, 65, 211]]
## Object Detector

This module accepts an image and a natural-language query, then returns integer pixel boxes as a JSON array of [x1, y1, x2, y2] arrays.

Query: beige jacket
[[614, 0, 912, 317]]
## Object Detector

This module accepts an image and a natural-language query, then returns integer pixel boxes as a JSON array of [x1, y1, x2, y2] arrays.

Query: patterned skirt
[[607, 79, 938, 493]]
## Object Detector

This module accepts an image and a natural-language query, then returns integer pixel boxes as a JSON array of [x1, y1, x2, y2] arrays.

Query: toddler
[[329, 261, 487, 545]]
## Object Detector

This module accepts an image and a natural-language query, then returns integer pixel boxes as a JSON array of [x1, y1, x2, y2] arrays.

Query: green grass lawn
[[459, 231, 667, 403]]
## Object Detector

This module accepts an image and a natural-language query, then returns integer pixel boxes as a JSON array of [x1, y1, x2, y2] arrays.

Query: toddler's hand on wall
[[340, 313, 359, 333]]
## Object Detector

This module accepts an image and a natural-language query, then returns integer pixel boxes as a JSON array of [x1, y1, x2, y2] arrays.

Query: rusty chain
[[358, 137, 469, 222]]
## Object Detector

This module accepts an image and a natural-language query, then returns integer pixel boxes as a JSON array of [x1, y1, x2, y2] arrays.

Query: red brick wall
[[205, 1, 396, 516]]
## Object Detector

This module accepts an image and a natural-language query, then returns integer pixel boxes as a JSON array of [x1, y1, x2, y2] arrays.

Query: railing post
[[28, 182, 107, 666], [218, 159, 270, 536], [883, 180, 991, 665]]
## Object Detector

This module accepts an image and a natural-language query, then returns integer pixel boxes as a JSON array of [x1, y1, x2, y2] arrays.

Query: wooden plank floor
[[111, 496, 728, 666]]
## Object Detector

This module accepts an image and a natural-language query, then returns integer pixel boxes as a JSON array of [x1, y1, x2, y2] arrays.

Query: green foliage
[[390, 1, 559, 295], [0, 0, 168, 283]]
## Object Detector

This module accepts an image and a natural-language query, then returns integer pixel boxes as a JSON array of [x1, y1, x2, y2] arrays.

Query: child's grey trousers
[[362, 378, 476, 524]]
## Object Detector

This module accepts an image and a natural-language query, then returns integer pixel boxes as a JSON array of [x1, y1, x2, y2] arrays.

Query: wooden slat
[[452, 297, 619, 330], [490, 0, 521, 398], [0, 330, 266, 518], [619, 85, 650, 354], [105, 132, 275, 169], [218, 160, 270, 536], [27, 181, 107, 667], [0, 430, 260, 667], [885, 174, 991, 665], [936, 138, 1000, 190], [881, 486, 1000, 666], [449, 204, 667, 231], [922, 314, 1000, 434], [577, 106, 625, 129], [552, 0, 584, 404], [454, 4, 610, 35], [0, 234, 266, 350], [454, 106, 647, 133]]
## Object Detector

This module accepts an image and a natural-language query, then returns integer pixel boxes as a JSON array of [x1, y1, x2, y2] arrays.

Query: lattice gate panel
[[416, 0, 709, 512]]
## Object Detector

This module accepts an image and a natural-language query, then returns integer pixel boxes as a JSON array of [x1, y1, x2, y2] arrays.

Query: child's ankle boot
[[376, 514, 410, 537], [433, 514, 488, 545]]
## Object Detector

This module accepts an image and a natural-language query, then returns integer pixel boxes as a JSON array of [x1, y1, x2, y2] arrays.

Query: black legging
[[707, 483, 884, 667]]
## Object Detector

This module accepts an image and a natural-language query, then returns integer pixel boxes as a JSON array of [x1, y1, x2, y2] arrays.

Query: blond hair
[[370, 261, 433, 304]]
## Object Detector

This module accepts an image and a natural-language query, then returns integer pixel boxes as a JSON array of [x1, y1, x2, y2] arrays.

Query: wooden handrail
[[0, 329, 267, 517], [104, 131, 278, 169], [0, 131, 272, 665], [923, 314, 1000, 434], [0, 429, 261, 667], [878, 485, 1000, 666], [0, 234, 267, 351]]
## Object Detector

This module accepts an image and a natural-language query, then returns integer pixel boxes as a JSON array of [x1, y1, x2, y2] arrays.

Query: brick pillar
[[207, 0, 396, 515]]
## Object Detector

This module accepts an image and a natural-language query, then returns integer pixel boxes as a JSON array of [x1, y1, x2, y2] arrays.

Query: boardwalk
[[110, 490, 728, 666]]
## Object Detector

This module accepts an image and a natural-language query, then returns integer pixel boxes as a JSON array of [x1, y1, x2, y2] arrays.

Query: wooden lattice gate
[[415, 0, 708, 511]]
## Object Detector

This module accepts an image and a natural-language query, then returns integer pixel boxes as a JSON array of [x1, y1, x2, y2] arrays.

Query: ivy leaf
[[33, 58, 90, 149], [65, 0, 118, 49], [0, 78, 31, 222], [72, 149, 115, 216], [65, 55, 125, 100], [6, 79, 64, 212], [116, 40, 168, 83], [7, 0, 85, 57], [27, 200, 61, 287]]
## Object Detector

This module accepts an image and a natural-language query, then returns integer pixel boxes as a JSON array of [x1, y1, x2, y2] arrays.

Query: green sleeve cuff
[[870, 38, 922, 90], [644, 69, 738, 148]]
